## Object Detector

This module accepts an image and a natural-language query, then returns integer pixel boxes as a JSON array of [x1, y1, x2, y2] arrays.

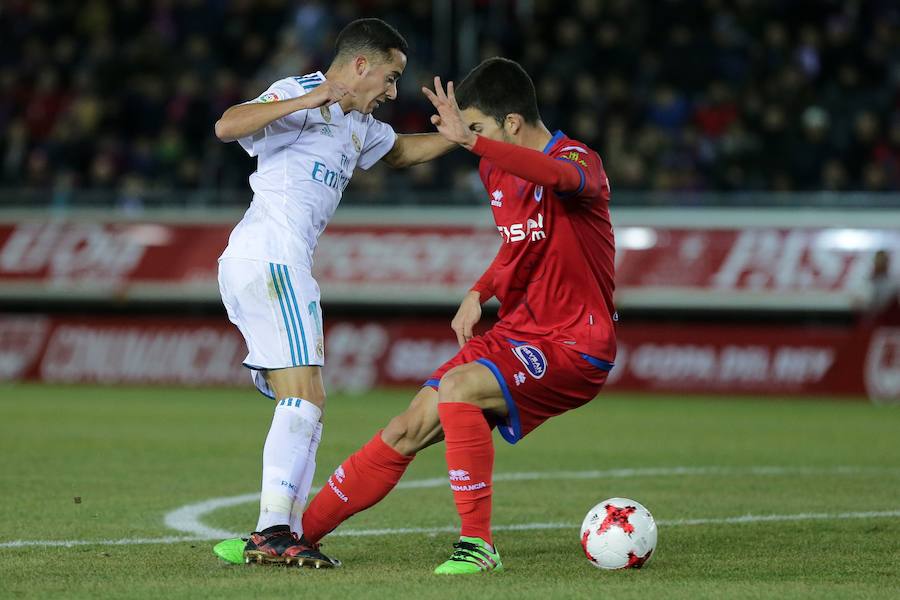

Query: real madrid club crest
[[351, 132, 362, 153], [320, 105, 332, 122]]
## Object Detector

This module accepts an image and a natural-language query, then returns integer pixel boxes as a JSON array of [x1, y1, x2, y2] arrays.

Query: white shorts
[[218, 258, 325, 398]]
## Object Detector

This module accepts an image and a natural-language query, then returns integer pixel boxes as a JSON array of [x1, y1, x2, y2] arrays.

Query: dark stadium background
[[0, 0, 898, 398]]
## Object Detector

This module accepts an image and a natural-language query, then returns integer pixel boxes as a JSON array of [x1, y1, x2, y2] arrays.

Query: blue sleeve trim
[[555, 160, 586, 198], [581, 353, 614, 372], [475, 358, 522, 445], [423, 378, 440, 390]]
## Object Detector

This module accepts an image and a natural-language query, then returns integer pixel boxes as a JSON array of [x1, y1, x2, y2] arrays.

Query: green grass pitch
[[1, 384, 899, 599]]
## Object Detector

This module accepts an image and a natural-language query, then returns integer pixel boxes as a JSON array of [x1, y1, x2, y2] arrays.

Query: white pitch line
[[3, 466, 899, 549], [163, 465, 900, 539], [2, 510, 899, 549], [164, 493, 259, 540]]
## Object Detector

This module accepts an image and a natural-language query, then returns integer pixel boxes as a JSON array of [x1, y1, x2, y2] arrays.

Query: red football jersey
[[473, 131, 616, 362]]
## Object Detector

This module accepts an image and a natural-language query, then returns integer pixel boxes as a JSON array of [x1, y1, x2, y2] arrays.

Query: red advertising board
[[2, 314, 896, 403], [0, 216, 896, 309]]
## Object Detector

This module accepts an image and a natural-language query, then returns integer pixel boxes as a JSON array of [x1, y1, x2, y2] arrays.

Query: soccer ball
[[580, 497, 657, 570]]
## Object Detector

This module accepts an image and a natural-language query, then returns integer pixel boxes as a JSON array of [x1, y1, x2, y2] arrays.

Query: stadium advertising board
[[2, 315, 894, 403], [0, 213, 896, 310]]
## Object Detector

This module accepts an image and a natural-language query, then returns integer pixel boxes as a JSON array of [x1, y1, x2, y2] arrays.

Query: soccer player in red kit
[[299, 58, 616, 574]]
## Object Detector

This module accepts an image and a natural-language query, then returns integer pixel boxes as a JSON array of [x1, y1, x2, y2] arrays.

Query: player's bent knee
[[382, 407, 441, 455], [438, 368, 477, 405], [382, 414, 408, 448]]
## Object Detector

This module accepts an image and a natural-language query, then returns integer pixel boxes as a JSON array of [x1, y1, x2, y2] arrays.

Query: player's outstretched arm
[[422, 77, 585, 193], [214, 81, 354, 142], [381, 133, 457, 168]]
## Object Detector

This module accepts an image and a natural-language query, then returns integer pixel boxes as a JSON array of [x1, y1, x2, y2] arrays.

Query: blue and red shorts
[[424, 328, 613, 444]]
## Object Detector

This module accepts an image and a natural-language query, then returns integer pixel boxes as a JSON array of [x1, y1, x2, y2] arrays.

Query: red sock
[[438, 402, 494, 546], [301, 431, 413, 543]]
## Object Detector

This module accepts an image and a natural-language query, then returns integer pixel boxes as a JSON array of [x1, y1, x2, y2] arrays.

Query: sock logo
[[333, 466, 345, 484], [327, 477, 348, 503], [448, 469, 471, 481], [450, 481, 487, 492], [511, 344, 548, 379]]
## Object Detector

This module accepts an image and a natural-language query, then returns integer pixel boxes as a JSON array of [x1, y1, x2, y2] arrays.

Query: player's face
[[461, 108, 514, 144], [356, 48, 406, 114]]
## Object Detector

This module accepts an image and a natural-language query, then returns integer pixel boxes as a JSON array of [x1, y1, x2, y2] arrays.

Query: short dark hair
[[334, 18, 408, 64], [455, 58, 541, 125]]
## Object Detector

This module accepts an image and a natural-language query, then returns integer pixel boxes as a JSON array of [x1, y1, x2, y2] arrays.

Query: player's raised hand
[[451, 290, 483, 347], [305, 80, 355, 108], [422, 77, 477, 149]]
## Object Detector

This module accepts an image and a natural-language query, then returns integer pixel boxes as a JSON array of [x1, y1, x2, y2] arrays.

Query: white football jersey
[[220, 71, 397, 269]]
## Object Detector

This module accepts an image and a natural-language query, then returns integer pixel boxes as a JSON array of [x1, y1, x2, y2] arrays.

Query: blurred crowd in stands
[[1, 0, 898, 205]]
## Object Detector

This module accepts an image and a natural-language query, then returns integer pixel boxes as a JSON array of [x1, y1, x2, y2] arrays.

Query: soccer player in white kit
[[213, 18, 454, 567]]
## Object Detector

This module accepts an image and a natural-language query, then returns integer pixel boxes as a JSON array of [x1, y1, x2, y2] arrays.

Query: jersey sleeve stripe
[[269, 262, 298, 366]]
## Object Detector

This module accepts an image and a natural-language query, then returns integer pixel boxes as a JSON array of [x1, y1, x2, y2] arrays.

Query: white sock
[[289, 421, 323, 535], [256, 398, 322, 532]]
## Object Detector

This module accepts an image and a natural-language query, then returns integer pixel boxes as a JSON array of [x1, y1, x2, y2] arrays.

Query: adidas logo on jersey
[[320, 124, 334, 137]]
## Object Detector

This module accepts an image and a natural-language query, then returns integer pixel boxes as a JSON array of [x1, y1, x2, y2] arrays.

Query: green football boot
[[213, 537, 246, 565], [434, 537, 503, 574]]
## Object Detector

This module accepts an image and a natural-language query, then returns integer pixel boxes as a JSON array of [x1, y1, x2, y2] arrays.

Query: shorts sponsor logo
[[258, 92, 279, 103], [512, 344, 548, 379], [448, 469, 470, 481]]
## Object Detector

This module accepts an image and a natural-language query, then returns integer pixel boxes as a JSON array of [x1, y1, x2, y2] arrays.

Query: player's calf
[[301, 387, 439, 546]]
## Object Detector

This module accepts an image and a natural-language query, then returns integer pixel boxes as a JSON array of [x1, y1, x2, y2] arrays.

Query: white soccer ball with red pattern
[[580, 497, 657, 570]]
